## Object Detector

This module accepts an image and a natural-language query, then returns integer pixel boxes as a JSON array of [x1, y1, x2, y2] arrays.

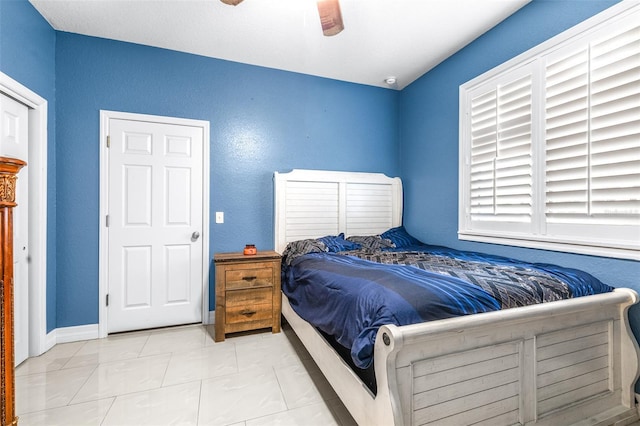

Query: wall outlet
[[215, 212, 224, 224]]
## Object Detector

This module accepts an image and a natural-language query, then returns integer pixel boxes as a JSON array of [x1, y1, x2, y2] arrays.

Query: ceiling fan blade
[[220, 0, 243, 5], [317, 0, 344, 37]]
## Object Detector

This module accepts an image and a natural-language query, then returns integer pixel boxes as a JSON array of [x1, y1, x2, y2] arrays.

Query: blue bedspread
[[282, 245, 613, 369]]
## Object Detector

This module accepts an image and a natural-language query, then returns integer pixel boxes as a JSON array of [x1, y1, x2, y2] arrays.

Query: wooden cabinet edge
[[0, 157, 26, 426]]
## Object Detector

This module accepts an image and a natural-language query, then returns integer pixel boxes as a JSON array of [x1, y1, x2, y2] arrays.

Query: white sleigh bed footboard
[[283, 288, 640, 426]]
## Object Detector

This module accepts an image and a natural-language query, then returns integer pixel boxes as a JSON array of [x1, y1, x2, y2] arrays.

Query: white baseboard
[[43, 330, 57, 354], [55, 324, 100, 344], [39, 315, 216, 355]]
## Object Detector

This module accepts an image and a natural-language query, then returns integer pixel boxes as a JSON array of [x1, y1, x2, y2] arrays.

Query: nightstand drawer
[[226, 303, 273, 324], [226, 288, 272, 307], [225, 265, 274, 290]]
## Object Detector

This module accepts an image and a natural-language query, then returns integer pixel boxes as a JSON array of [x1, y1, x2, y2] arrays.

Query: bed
[[274, 169, 640, 426]]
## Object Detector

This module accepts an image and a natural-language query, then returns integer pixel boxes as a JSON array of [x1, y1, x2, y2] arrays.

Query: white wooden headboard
[[274, 169, 403, 253]]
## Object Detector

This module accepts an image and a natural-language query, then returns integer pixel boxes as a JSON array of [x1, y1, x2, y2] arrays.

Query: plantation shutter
[[460, 3, 640, 259], [545, 22, 640, 225], [545, 47, 590, 219], [470, 89, 497, 217], [589, 24, 640, 221], [470, 72, 532, 223]]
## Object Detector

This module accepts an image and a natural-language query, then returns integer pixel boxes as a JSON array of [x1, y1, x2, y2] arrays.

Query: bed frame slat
[[419, 394, 520, 426], [413, 353, 520, 395], [412, 342, 522, 425], [536, 320, 614, 416]]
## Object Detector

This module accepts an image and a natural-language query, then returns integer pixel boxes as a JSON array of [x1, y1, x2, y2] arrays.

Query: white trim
[[0, 72, 49, 357], [98, 110, 210, 338], [45, 329, 56, 352], [54, 324, 100, 344], [458, 232, 640, 261]]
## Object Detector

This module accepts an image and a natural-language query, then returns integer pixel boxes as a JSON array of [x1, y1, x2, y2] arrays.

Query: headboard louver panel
[[284, 180, 340, 243], [274, 169, 403, 253], [346, 183, 394, 236]]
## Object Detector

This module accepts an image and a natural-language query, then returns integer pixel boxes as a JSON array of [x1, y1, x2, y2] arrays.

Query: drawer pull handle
[[242, 276, 257, 281], [240, 309, 257, 317]]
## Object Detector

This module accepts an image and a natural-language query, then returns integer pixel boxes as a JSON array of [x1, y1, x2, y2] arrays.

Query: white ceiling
[[29, 0, 530, 90]]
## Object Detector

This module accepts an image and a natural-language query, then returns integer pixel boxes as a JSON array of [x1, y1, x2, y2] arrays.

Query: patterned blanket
[[344, 250, 571, 309]]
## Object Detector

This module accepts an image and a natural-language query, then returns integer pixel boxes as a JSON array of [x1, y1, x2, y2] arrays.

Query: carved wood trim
[[0, 176, 17, 207]]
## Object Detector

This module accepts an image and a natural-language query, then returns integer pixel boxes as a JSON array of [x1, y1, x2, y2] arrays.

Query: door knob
[[191, 231, 200, 241]]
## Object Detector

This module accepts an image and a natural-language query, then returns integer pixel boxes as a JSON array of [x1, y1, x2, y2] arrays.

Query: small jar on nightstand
[[213, 250, 282, 342]]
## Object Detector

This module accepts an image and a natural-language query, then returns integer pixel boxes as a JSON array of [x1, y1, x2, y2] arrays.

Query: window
[[459, 3, 639, 260]]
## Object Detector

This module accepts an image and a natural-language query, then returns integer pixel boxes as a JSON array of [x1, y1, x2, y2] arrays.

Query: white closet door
[[0, 93, 29, 366], [107, 118, 203, 333]]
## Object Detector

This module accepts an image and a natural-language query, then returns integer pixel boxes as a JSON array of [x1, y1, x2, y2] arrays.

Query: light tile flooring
[[15, 324, 358, 426]]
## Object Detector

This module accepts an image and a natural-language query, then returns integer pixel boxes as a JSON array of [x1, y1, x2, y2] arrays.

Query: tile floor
[[15, 323, 358, 426]]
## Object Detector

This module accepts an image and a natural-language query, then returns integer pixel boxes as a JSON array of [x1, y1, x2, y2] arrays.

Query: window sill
[[458, 231, 640, 261]]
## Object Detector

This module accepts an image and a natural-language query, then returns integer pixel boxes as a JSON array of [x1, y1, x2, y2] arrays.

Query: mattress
[[281, 229, 614, 372]]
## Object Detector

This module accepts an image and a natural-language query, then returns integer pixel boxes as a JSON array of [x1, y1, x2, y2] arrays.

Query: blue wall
[[0, 0, 57, 332], [54, 33, 400, 327], [399, 0, 640, 391], [2, 1, 639, 386]]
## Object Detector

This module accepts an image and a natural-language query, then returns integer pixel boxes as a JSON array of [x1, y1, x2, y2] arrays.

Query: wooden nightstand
[[213, 250, 282, 342]]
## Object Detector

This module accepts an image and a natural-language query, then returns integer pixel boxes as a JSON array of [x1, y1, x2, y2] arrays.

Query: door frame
[[0, 72, 49, 357], [99, 110, 210, 338]]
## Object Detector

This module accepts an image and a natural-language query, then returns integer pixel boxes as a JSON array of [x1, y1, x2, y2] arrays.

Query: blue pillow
[[318, 233, 361, 252], [381, 226, 422, 248]]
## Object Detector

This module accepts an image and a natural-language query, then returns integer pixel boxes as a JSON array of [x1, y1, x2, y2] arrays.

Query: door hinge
[[106, 215, 110, 227], [106, 294, 109, 306], [106, 135, 110, 148]]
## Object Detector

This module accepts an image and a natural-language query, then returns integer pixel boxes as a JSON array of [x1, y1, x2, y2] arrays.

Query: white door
[[107, 118, 203, 333], [0, 94, 29, 365]]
